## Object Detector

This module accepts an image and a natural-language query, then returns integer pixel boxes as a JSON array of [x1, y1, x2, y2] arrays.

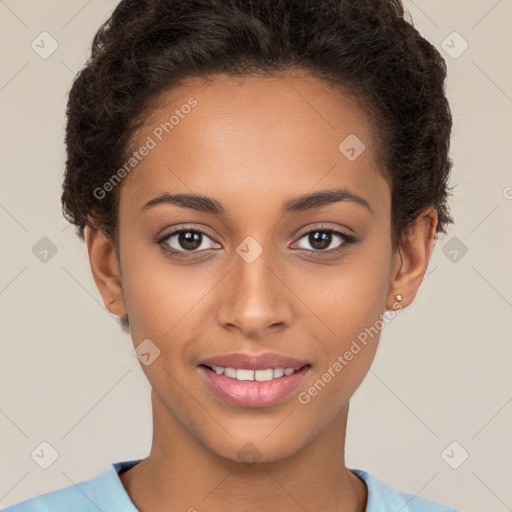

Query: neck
[[120, 390, 367, 512]]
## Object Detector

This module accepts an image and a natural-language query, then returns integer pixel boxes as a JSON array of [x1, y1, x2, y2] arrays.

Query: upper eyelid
[[292, 227, 355, 250], [295, 224, 349, 237], [159, 227, 219, 245]]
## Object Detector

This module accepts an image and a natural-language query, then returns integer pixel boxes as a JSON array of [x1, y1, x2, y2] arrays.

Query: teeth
[[237, 369, 255, 381], [209, 365, 299, 381], [224, 367, 237, 379], [255, 369, 273, 381]]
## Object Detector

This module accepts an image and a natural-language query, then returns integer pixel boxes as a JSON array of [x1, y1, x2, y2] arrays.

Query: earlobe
[[386, 207, 438, 310], [84, 224, 127, 316]]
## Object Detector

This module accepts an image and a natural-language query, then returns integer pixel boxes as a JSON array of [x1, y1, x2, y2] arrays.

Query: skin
[[85, 71, 438, 512]]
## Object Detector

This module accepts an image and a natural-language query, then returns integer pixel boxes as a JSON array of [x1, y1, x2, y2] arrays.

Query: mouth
[[198, 362, 311, 408], [199, 363, 311, 382]]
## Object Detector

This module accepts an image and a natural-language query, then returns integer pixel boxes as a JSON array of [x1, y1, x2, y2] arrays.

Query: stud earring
[[394, 294, 403, 302]]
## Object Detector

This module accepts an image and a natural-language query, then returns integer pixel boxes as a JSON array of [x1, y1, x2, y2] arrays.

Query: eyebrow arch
[[283, 188, 374, 215], [141, 188, 374, 216]]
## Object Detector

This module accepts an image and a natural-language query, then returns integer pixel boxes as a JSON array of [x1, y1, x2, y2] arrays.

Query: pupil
[[311, 231, 330, 250], [180, 231, 201, 250]]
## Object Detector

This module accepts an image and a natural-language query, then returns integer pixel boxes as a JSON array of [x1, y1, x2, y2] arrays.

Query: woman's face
[[95, 72, 409, 462]]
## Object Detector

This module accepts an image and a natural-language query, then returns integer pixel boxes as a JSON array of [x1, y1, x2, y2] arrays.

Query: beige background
[[0, 1, 511, 510]]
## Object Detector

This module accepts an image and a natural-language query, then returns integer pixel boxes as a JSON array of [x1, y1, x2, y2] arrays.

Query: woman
[[5, 0, 462, 510]]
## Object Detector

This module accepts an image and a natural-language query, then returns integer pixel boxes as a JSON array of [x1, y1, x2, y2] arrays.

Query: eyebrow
[[141, 188, 374, 216]]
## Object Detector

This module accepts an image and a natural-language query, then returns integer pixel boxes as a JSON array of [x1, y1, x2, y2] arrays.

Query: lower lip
[[199, 365, 310, 408]]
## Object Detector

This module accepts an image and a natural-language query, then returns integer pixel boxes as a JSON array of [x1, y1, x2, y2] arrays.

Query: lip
[[199, 364, 311, 408], [198, 352, 309, 370]]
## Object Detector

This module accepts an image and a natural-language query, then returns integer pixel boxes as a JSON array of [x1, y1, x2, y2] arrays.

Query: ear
[[84, 223, 127, 316], [386, 206, 438, 310]]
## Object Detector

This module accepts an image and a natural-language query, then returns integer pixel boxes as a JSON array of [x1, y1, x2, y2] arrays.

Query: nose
[[215, 245, 293, 339]]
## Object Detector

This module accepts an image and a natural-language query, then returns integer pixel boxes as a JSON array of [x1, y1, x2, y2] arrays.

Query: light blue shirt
[[3, 459, 463, 511]]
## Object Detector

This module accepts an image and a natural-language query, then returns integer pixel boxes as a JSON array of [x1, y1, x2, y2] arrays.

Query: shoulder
[[351, 469, 464, 512], [2, 460, 140, 512], [2, 467, 113, 512]]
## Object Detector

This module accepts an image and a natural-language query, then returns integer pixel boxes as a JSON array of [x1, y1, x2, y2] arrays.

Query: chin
[[205, 433, 304, 466]]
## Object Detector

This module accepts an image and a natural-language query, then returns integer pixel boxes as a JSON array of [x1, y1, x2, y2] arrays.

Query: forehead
[[120, 72, 389, 218]]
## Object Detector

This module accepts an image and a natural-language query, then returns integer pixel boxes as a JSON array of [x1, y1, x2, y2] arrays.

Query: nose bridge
[[233, 241, 277, 311], [217, 238, 291, 335]]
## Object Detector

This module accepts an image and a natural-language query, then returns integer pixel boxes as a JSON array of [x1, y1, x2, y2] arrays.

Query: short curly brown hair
[[61, 0, 455, 333]]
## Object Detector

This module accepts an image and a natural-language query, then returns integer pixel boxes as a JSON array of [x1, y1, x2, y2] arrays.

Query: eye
[[157, 224, 358, 258], [158, 226, 220, 255], [294, 225, 358, 254]]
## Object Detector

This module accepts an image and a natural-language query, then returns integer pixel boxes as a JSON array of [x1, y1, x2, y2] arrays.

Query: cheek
[[300, 240, 392, 381], [118, 238, 172, 338], [301, 252, 391, 333], [120, 244, 217, 342]]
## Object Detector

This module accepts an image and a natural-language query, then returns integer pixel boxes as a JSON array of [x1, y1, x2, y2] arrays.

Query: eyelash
[[157, 225, 358, 258]]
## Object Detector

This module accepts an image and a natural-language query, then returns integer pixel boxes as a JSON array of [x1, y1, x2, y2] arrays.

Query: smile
[[205, 365, 299, 381], [198, 364, 311, 408]]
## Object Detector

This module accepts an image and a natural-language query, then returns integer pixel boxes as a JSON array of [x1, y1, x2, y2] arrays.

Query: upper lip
[[198, 352, 309, 370]]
